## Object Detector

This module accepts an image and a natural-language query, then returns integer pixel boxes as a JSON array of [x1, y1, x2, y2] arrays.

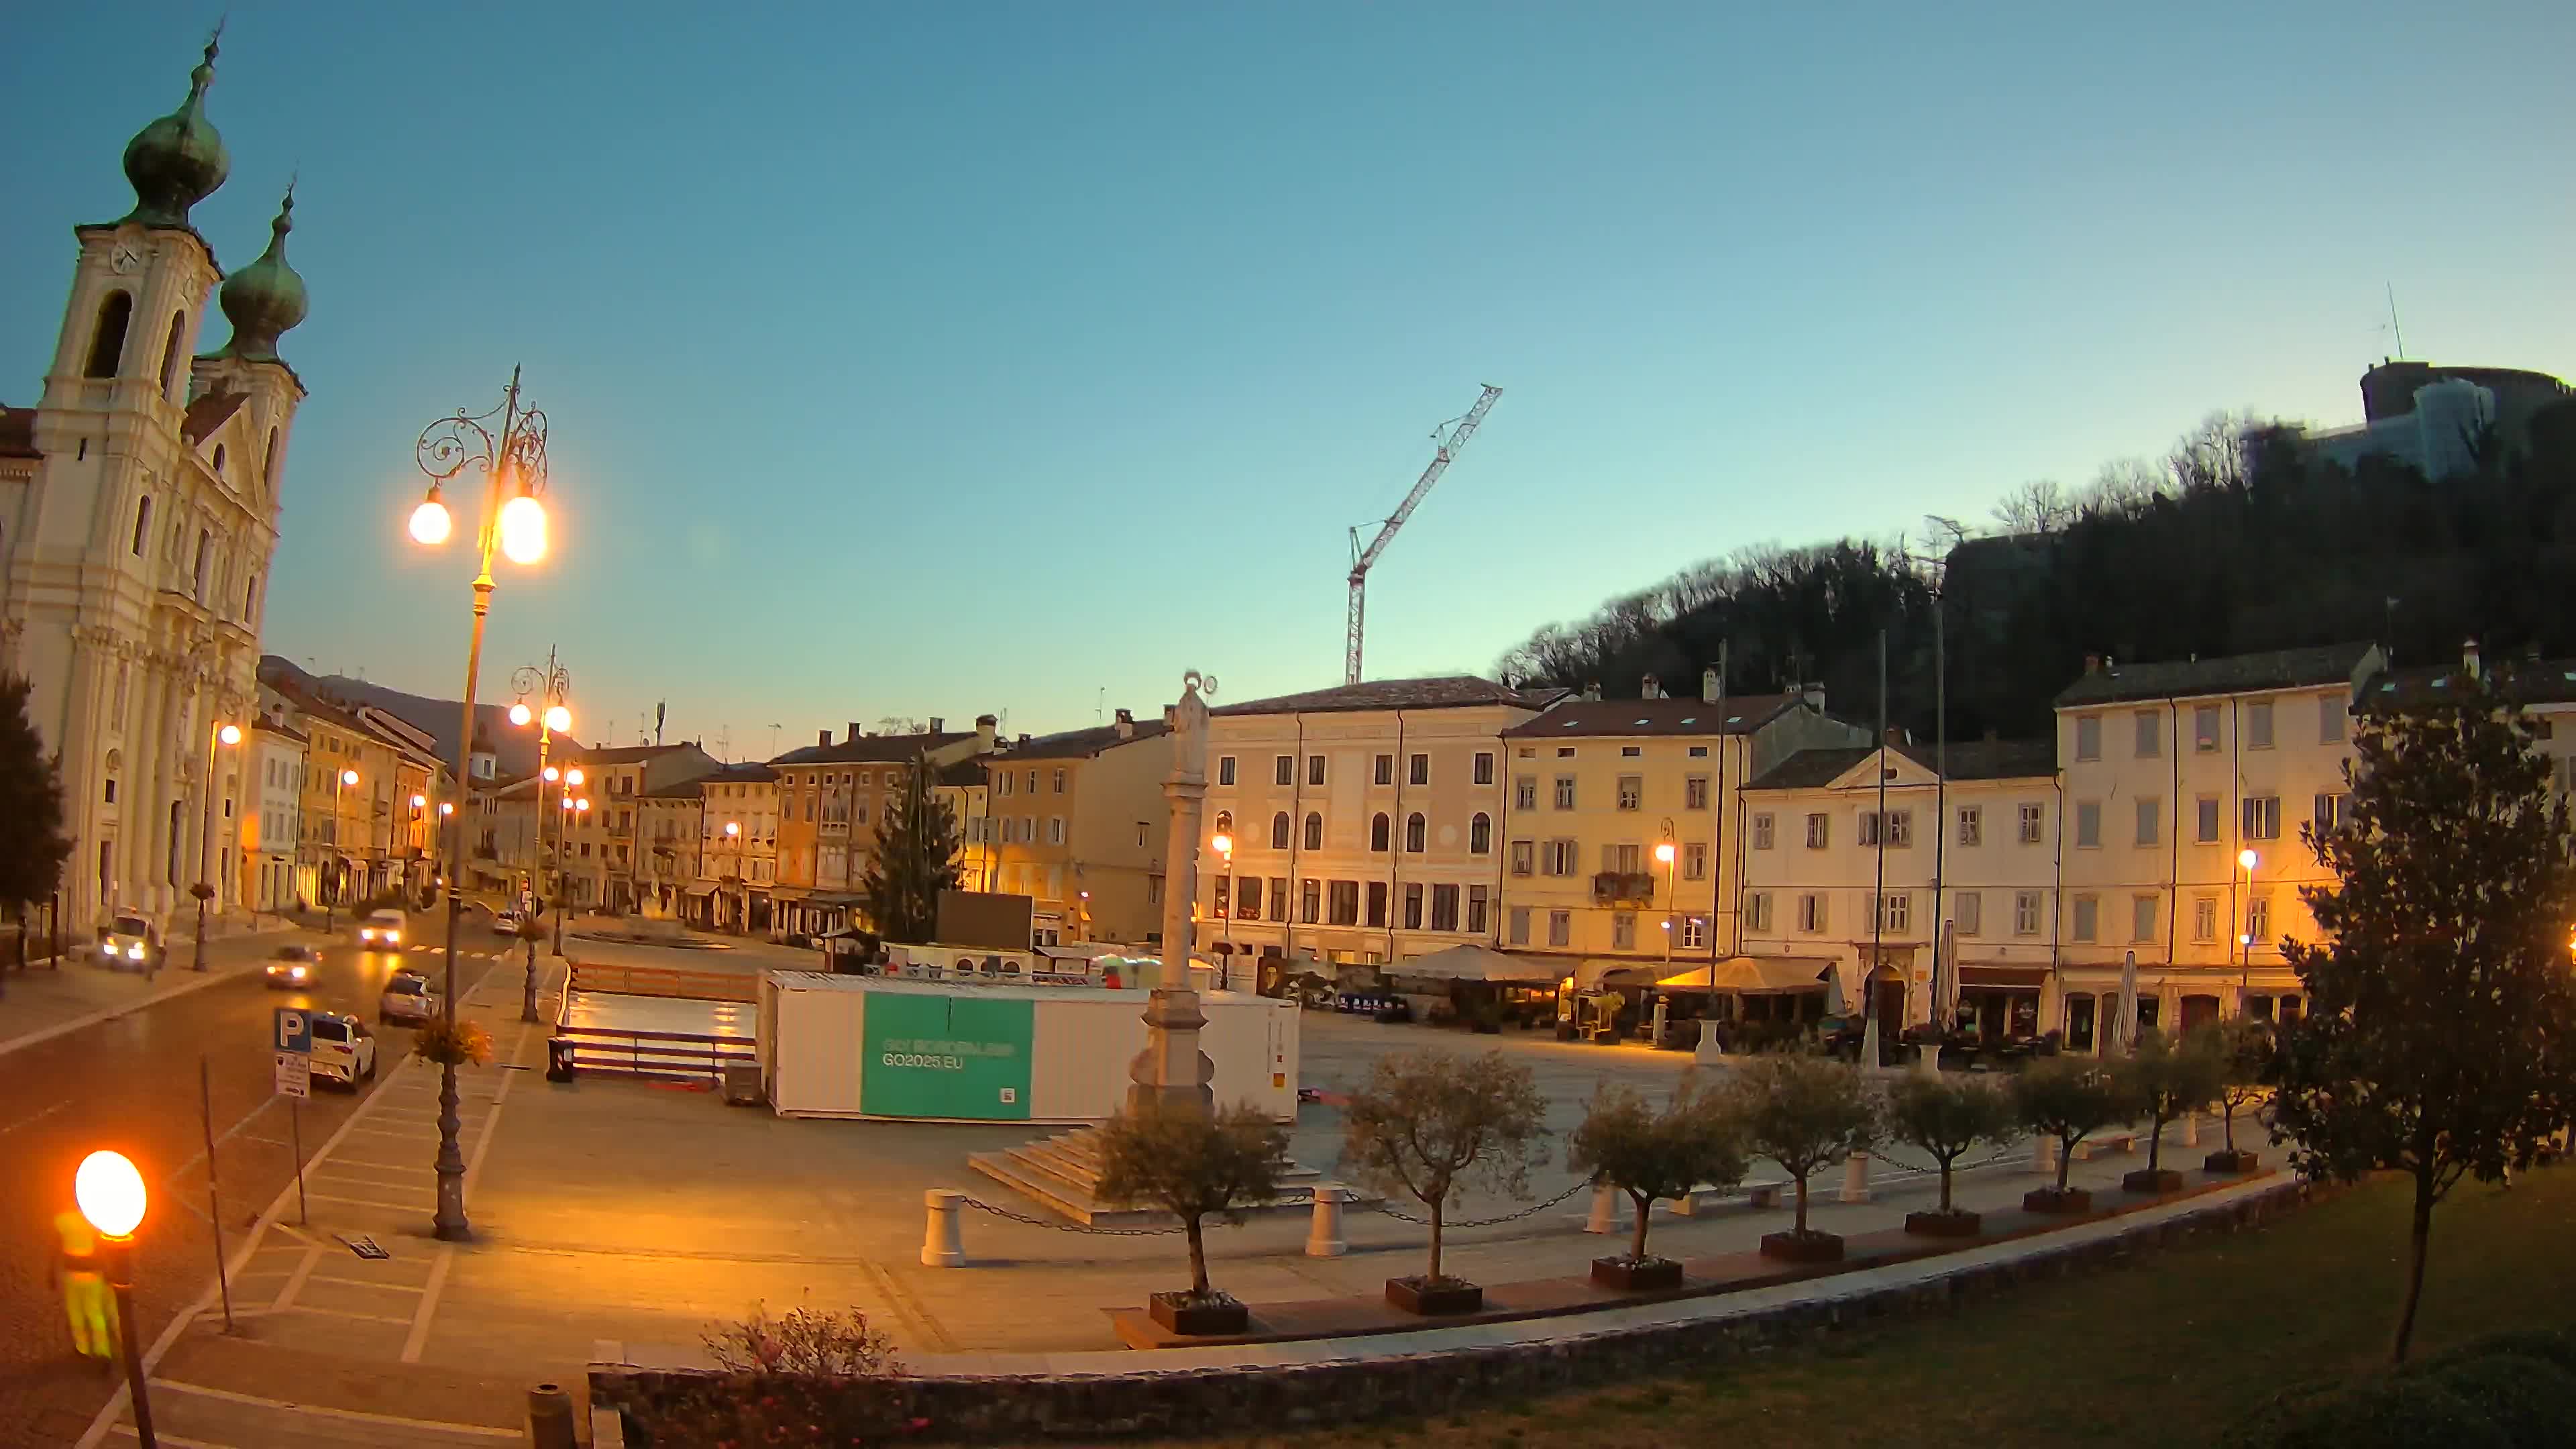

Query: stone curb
[[590, 1173, 2308, 1442]]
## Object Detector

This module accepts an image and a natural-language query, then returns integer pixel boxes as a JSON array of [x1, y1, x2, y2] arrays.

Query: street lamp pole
[[326, 767, 356, 934], [724, 820, 741, 932], [193, 721, 241, 971], [1655, 827, 1678, 967], [2237, 848, 2257, 1008], [409, 368, 551, 1244], [1212, 833, 1234, 983]]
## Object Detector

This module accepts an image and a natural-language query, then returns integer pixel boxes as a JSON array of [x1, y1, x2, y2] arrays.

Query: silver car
[[378, 969, 441, 1025]]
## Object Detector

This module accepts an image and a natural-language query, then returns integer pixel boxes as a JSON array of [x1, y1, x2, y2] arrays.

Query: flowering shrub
[[411, 1018, 493, 1067]]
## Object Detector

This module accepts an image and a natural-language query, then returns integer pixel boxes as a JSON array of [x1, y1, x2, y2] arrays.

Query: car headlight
[[388, 932, 401, 944], [127, 945, 146, 961], [101, 944, 116, 957], [292, 967, 309, 979], [360, 930, 374, 941]]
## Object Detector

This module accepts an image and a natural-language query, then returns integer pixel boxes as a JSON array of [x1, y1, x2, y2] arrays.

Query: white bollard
[[2032, 1135, 2060, 1177], [2182, 1112, 2200, 1148], [1305, 1186, 1347, 1258], [1585, 1183, 1624, 1234], [920, 1189, 967, 1268], [1838, 1151, 1872, 1204], [1916, 1044, 1942, 1075]]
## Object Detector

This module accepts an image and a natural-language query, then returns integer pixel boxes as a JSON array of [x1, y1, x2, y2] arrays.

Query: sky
[[7, 2, 2573, 757]]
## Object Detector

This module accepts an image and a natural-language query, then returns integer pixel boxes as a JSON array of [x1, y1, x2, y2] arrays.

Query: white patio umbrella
[[1932, 920, 1958, 1030], [2115, 950, 2141, 1055], [1819, 961, 1852, 1016]]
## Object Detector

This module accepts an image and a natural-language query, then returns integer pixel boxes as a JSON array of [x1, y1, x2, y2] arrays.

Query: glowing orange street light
[[74, 1149, 156, 1445]]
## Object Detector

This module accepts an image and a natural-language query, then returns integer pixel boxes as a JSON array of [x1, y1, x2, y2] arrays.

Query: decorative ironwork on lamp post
[[511, 651, 574, 1009], [408, 367, 551, 1242]]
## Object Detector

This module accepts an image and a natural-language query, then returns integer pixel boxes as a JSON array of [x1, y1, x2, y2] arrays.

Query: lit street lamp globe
[[340, 769, 358, 787], [509, 702, 533, 727], [217, 723, 241, 746], [408, 496, 453, 545], [75, 1150, 147, 1238], [496, 494, 547, 565], [543, 704, 571, 733]]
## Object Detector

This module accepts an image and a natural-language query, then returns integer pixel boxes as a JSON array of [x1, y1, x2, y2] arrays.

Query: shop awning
[[1576, 958, 1668, 990], [1393, 945, 1562, 985], [683, 882, 717, 897], [807, 892, 865, 908], [1654, 955, 1837, 996], [1958, 965, 2050, 989]]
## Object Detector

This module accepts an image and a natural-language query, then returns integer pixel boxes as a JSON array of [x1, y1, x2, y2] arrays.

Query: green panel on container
[[860, 993, 1034, 1120]]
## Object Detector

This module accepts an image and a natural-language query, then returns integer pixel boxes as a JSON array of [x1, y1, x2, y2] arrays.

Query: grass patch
[[1131, 1167, 2576, 1448]]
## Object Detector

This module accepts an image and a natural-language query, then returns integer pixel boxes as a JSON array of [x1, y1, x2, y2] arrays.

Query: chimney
[[2083, 653, 2102, 675], [847, 722, 863, 744], [1018, 733, 1032, 747], [1802, 682, 1825, 712], [1583, 680, 1602, 702], [975, 714, 998, 752], [1114, 707, 1134, 740], [1641, 674, 1662, 700], [1702, 667, 1720, 702], [2463, 638, 2481, 680], [818, 729, 831, 748], [928, 717, 945, 733]]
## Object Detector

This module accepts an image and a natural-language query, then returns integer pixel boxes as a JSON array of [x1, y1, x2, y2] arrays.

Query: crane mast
[[1345, 384, 1503, 684]]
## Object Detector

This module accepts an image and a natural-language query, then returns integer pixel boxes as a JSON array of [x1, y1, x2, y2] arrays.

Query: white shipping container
[[761, 971, 1297, 1123]]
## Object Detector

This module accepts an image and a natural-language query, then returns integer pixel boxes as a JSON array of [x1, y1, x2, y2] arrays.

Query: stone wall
[[592, 1178, 2309, 1444]]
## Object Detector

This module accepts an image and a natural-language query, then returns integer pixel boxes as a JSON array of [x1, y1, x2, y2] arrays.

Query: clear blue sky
[[8, 2, 2571, 755]]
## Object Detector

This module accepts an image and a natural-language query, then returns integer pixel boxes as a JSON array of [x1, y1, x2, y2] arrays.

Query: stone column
[[1126, 673, 1216, 1121]]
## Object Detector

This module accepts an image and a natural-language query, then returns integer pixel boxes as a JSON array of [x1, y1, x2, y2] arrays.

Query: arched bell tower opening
[[85, 291, 133, 378]]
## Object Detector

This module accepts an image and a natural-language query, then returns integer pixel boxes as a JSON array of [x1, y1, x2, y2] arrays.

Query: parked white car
[[358, 909, 408, 948], [307, 1012, 378, 1089]]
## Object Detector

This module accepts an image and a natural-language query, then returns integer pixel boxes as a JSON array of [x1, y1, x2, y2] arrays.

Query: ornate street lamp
[[325, 767, 358, 934], [76, 1150, 155, 1447], [193, 722, 241, 972], [408, 368, 551, 1243], [511, 651, 574, 980]]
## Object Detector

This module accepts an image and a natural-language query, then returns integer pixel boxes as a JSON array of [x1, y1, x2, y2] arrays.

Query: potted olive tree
[[1729, 1052, 1880, 1263], [2014, 1057, 2131, 1214], [2121, 1028, 2224, 1194], [1341, 1049, 1550, 1315], [2202, 1018, 2273, 1174], [1885, 1073, 2019, 1236], [1094, 1104, 1289, 1336], [1567, 1076, 1746, 1290]]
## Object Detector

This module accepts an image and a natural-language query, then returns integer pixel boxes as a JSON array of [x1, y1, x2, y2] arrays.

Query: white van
[[99, 913, 161, 971], [358, 909, 408, 948]]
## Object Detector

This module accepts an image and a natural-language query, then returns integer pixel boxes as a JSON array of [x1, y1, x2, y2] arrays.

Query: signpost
[[272, 1009, 311, 1224]]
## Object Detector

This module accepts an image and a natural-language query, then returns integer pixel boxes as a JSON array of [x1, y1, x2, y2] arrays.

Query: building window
[[2194, 706, 2220, 753], [1405, 812, 1426, 853], [2193, 896, 2218, 943], [1470, 812, 1491, 854], [1621, 746, 1642, 758], [2243, 796, 2282, 841], [2195, 796, 2220, 844], [1214, 809, 1233, 840], [1328, 879, 1359, 925], [1542, 839, 1578, 875], [1616, 775, 1642, 811], [1307, 755, 1326, 787], [1214, 876, 1233, 918], [1431, 884, 1460, 931], [2245, 702, 2275, 750], [1409, 753, 1430, 786], [1508, 905, 1531, 945], [2015, 891, 2042, 936], [2135, 710, 2160, 759], [1052, 769, 1067, 792], [1552, 775, 1575, 809], [1366, 880, 1389, 927], [2072, 894, 2098, 942], [1683, 841, 1706, 880], [2017, 802, 2043, 844], [1805, 812, 1829, 849], [131, 495, 152, 556], [1752, 812, 1774, 849], [1513, 775, 1536, 810], [1473, 752, 1494, 786], [1238, 877, 1263, 919], [2246, 894, 2271, 946], [1274, 755, 1294, 786], [1797, 893, 1825, 933], [1268, 877, 1288, 922], [2075, 800, 2101, 848], [2074, 714, 2101, 761], [1270, 812, 1290, 850], [2313, 792, 2347, 833], [1299, 878, 1322, 923], [1611, 912, 1635, 950], [2135, 797, 2159, 847], [999, 772, 1014, 797], [1953, 890, 1982, 935], [1874, 892, 1911, 933], [2320, 696, 2347, 743], [1371, 812, 1390, 852], [1684, 775, 1709, 810], [1303, 812, 1323, 851], [2131, 894, 2159, 943], [1547, 910, 1570, 947], [1746, 892, 1772, 932], [1374, 753, 1394, 786], [103, 777, 117, 804], [1682, 916, 1707, 948], [1404, 883, 1424, 929], [1218, 755, 1236, 786], [1048, 817, 1065, 845], [1509, 839, 1533, 875]]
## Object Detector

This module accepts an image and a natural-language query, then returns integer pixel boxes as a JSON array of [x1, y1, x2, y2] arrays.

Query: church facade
[[0, 34, 309, 932]]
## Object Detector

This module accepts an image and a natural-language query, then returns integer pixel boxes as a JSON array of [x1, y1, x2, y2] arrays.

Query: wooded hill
[[1496, 402, 2576, 740]]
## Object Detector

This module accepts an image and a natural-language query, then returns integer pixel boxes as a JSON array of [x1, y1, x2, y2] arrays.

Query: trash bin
[[545, 1036, 576, 1082], [722, 1062, 765, 1108]]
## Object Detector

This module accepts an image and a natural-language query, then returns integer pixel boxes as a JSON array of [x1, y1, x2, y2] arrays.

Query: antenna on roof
[[655, 700, 666, 747], [2385, 282, 2406, 360]]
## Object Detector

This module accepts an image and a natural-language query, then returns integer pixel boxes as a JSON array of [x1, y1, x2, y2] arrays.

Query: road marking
[[0, 1099, 70, 1136], [108, 1428, 232, 1448], [313, 1159, 439, 1177], [309, 1273, 427, 1294], [281, 1302, 414, 1326], [304, 1191, 421, 1213], [400, 1247, 455, 1362], [272, 1248, 321, 1311], [152, 1380, 519, 1438]]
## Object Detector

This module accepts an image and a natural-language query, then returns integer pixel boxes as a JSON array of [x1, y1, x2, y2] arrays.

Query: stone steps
[[968, 1126, 1344, 1227]]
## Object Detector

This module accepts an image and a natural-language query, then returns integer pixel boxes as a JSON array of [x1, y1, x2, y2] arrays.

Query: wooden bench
[[2071, 1130, 2139, 1161], [1672, 1177, 1792, 1215]]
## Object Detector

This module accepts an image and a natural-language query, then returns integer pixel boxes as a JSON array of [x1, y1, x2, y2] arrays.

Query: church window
[[193, 530, 211, 600], [211, 443, 225, 477], [85, 292, 132, 378], [262, 429, 279, 493], [158, 311, 186, 401], [131, 496, 152, 556], [245, 572, 259, 623]]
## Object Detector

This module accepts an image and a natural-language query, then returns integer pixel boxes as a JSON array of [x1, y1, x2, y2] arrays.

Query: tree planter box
[[1758, 1230, 1844, 1263], [1904, 1209, 1982, 1238], [1146, 1291, 1248, 1337], [1384, 1277, 1483, 1316], [2203, 1149, 2260, 1175], [2123, 1168, 2184, 1195], [1589, 1256, 1684, 1291], [2023, 1187, 2093, 1214]]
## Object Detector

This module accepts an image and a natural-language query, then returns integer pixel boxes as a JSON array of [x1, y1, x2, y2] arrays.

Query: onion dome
[[119, 33, 230, 229], [212, 189, 308, 363]]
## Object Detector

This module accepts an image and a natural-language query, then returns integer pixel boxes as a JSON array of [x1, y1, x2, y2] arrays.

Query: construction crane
[[1345, 384, 1503, 684]]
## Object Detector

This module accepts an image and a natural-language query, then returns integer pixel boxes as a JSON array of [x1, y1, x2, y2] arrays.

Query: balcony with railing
[[1591, 871, 1657, 907]]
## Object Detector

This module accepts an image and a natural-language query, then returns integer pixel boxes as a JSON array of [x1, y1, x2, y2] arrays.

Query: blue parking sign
[[274, 1007, 311, 1055]]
